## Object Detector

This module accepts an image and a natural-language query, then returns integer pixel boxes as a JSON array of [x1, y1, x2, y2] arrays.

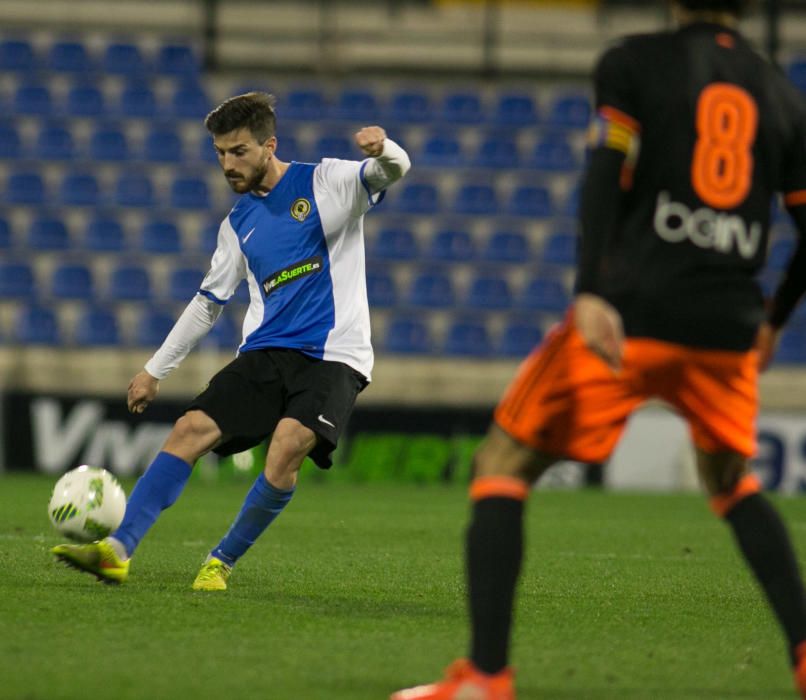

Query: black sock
[[466, 496, 524, 675], [725, 493, 806, 664]]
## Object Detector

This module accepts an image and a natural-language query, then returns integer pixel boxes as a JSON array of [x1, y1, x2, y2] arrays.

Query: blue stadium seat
[[384, 315, 434, 354], [14, 305, 60, 345], [64, 84, 106, 118], [370, 227, 419, 260], [170, 176, 210, 210], [332, 89, 380, 122], [115, 172, 155, 208], [74, 305, 120, 346], [0, 262, 34, 298], [453, 184, 499, 215], [0, 39, 36, 72], [775, 326, 806, 364], [499, 318, 543, 357], [0, 218, 11, 249], [788, 58, 806, 94], [48, 41, 94, 74], [440, 92, 485, 125], [386, 90, 433, 124], [89, 125, 130, 162], [282, 89, 326, 121], [197, 134, 218, 164], [144, 127, 183, 163], [493, 92, 539, 128], [35, 123, 76, 161], [427, 228, 476, 262], [135, 307, 175, 347], [84, 215, 126, 252], [508, 185, 554, 218], [519, 274, 569, 313], [407, 269, 455, 308], [277, 133, 300, 161], [530, 135, 578, 172], [757, 269, 780, 297], [542, 228, 577, 266], [201, 312, 240, 349], [0, 122, 21, 159], [141, 219, 182, 254], [155, 44, 200, 77], [108, 264, 152, 302], [231, 280, 250, 305], [474, 134, 520, 169], [548, 93, 591, 130], [168, 266, 205, 301], [444, 318, 493, 357], [29, 216, 70, 251], [419, 133, 464, 167], [767, 237, 795, 272], [13, 83, 52, 116], [171, 83, 210, 120], [6, 171, 46, 205], [103, 42, 148, 77], [198, 218, 220, 254], [313, 134, 354, 161], [483, 229, 531, 264], [394, 181, 441, 214], [61, 172, 101, 207], [366, 268, 398, 308], [51, 263, 94, 300], [465, 272, 513, 310], [562, 185, 581, 217], [119, 82, 158, 119]]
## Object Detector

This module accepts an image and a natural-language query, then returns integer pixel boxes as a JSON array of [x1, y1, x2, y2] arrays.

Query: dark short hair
[[675, 0, 746, 14], [204, 92, 277, 143]]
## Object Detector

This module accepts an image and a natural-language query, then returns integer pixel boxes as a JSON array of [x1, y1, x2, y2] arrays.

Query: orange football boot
[[391, 659, 515, 700]]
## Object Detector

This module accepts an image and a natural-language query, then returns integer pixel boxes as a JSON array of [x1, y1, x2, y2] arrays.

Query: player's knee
[[271, 419, 317, 463], [697, 450, 747, 496]]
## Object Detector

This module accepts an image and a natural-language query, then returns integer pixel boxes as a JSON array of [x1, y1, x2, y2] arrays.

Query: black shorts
[[187, 348, 367, 468]]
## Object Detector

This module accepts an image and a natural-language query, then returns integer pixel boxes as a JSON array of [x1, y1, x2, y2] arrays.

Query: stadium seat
[[61, 172, 101, 207], [0, 122, 22, 159], [530, 135, 578, 172], [119, 82, 159, 119], [562, 184, 581, 217], [155, 44, 200, 77], [499, 318, 543, 357], [788, 57, 806, 94], [440, 92, 485, 125], [332, 89, 380, 122], [548, 93, 592, 130], [48, 41, 94, 74], [407, 269, 455, 308], [277, 133, 300, 161], [0, 39, 36, 72], [519, 274, 569, 313], [197, 134, 219, 164], [386, 90, 433, 124], [108, 264, 152, 302], [767, 237, 795, 272], [143, 127, 183, 163], [64, 84, 106, 118], [168, 266, 205, 301], [443, 318, 493, 357], [201, 312, 240, 349], [775, 326, 806, 364], [0, 218, 11, 249], [419, 133, 465, 167], [282, 89, 327, 121], [427, 228, 476, 262], [35, 123, 76, 161], [493, 92, 539, 128], [141, 219, 182, 254], [384, 315, 434, 354], [198, 218, 220, 254], [6, 171, 47, 205], [171, 83, 210, 120], [366, 268, 398, 308], [394, 181, 441, 214], [14, 305, 61, 345], [464, 272, 513, 310], [115, 172, 155, 208], [89, 125, 130, 162], [508, 185, 554, 218], [370, 227, 419, 260], [103, 42, 148, 77], [483, 229, 531, 264], [28, 216, 70, 251], [0, 262, 34, 298], [453, 183, 499, 215], [313, 134, 354, 161], [13, 83, 52, 116], [542, 228, 577, 266], [135, 307, 176, 347], [84, 215, 126, 252], [170, 176, 210, 209], [474, 133, 521, 169], [51, 263, 94, 300], [231, 280, 250, 305], [74, 305, 120, 346]]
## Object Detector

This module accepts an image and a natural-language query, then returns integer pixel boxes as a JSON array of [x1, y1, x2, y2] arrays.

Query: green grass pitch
[[2, 472, 806, 699]]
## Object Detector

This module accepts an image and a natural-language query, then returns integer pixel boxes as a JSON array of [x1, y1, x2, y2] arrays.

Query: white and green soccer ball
[[48, 466, 127, 542]]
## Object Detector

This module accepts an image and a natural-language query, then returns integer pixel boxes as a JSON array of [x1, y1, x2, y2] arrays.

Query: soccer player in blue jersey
[[52, 92, 410, 590]]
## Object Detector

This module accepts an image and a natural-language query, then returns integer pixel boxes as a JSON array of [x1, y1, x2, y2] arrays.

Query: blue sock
[[211, 473, 295, 567], [113, 451, 192, 557]]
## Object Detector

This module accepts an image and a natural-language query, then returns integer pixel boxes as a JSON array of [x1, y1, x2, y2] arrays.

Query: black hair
[[204, 92, 277, 143], [675, 0, 745, 14]]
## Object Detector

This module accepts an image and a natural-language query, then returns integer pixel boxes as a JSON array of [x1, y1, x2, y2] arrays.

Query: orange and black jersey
[[577, 21, 806, 351]]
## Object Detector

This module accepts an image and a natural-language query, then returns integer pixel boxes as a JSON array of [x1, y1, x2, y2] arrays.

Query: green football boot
[[192, 556, 232, 591], [52, 539, 129, 584]]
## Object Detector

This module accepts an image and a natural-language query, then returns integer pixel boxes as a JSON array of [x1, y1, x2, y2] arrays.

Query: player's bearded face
[[215, 129, 274, 193], [225, 150, 270, 193]]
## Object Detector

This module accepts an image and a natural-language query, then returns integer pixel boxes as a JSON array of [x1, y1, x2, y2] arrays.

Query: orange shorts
[[494, 319, 758, 463]]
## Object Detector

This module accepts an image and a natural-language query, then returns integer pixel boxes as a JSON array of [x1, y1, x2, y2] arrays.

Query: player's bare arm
[[573, 293, 625, 371], [127, 369, 159, 414], [755, 321, 781, 372]]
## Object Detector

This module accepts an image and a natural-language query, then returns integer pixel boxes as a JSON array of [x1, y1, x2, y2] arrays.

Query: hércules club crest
[[290, 198, 311, 222]]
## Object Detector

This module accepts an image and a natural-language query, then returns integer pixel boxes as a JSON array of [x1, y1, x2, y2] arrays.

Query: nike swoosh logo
[[317, 414, 336, 428], [242, 227, 256, 243]]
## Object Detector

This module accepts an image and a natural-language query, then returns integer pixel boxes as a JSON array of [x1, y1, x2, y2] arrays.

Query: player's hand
[[754, 321, 780, 372], [573, 293, 625, 371], [355, 126, 386, 157], [127, 370, 160, 414]]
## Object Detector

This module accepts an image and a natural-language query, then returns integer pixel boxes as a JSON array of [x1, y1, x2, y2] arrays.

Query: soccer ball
[[48, 465, 127, 542]]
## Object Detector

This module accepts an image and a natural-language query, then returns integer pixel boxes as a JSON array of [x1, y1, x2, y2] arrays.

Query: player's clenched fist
[[127, 369, 160, 414], [355, 126, 386, 157]]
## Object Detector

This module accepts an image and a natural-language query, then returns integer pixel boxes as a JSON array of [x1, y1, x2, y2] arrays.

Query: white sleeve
[[361, 138, 411, 195], [144, 295, 224, 379]]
